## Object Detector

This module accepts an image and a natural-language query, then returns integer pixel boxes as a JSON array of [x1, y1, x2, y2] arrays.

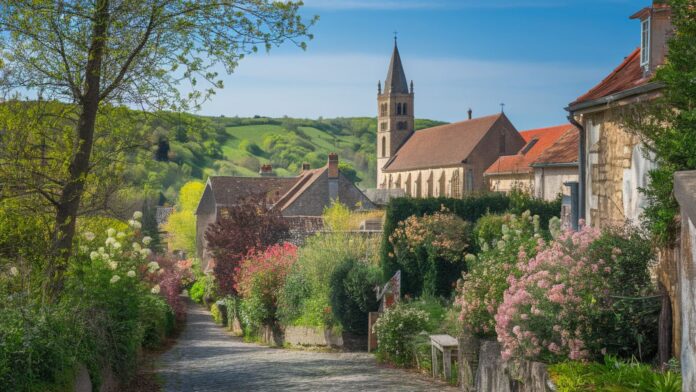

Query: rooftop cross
[[500, 103, 505, 113], [393, 31, 398, 44]]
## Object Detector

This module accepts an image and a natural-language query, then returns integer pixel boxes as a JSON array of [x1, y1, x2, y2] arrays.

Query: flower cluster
[[80, 211, 156, 291], [495, 224, 606, 362], [455, 212, 541, 337], [389, 206, 471, 264]]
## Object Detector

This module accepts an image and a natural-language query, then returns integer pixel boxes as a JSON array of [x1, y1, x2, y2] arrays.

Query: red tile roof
[[570, 48, 651, 106], [485, 124, 575, 176], [533, 126, 579, 166], [383, 113, 510, 172]]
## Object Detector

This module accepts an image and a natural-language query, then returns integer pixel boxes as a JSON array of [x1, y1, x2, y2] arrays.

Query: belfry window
[[397, 103, 402, 115], [381, 136, 386, 157], [402, 103, 408, 115]]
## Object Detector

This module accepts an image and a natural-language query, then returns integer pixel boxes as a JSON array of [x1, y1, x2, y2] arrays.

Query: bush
[[549, 356, 681, 392], [381, 193, 559, 295], [139, 294, 175, 348], [236, 243, 297, 330], [329, 257, 381, 335], [456, 212, 541, 337], [279, 231, 380, 329], [373, 302, 430, 367], [189, 279, 206, 303], [495, 225, 659, 363], [388, 208, 472, 297], [210, 302, 223, 325]]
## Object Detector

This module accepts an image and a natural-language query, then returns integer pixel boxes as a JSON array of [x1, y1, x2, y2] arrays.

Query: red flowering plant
[[143, 256, 195, 321], [495, 224, 608, 362], [236, 243, 298, 330], [456, 211, 542, 337]]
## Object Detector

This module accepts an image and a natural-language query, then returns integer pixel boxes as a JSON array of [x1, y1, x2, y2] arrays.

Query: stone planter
[[284, 326, 343, 348]]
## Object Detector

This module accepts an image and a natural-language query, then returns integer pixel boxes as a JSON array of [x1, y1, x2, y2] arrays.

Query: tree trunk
[[47, 0, 110, 297]]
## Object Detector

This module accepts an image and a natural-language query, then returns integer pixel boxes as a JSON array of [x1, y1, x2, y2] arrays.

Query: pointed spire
[[378, 80, 382, 95], [384, 40, 409, 95]]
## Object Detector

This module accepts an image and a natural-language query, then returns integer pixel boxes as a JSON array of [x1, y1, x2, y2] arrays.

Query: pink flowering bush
[[495, 225, 607, 362], [236, 243, 298, 329], [456, 211, 541, 337], [143, 256, 195, 321]]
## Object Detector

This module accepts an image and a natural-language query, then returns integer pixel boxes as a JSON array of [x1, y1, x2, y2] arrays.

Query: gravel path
[[158, 303, 458, 391]]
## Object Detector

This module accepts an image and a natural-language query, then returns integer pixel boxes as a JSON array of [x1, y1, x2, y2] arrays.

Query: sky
[[198, 0, 649, 130]]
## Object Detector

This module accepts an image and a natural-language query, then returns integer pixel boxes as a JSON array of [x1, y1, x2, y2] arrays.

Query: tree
[[622, 0, 696, 246], [204, 197, 289, 296], [163, 180, 204, 255], [0, 1, 315, 293]]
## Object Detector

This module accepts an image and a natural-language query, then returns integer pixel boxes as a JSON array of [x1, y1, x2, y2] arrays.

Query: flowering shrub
[[143, 256, 194, 320], [495, 225, 606, 362], [389, 207, 471, 297], [456, 212, 541, 337], [236, 243, 297, 330], [495, 224, 658, 363], [373, 302, 430, 367]]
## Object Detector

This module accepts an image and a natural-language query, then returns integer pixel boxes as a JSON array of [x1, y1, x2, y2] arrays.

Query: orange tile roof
[[485, 124, 575, 176], [533, 126, 579, 166], [383, 113, 510, 172], [570, 48, 652, 106]]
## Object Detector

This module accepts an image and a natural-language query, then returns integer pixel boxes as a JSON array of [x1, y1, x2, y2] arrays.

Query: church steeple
[[377, 38, 415, 189], [384, 41, 410, 95]]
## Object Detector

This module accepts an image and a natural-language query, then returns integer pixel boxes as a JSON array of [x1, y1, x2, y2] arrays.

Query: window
[[397, 121, 407, 131], [380, 122, 387, 132], [397, 103, 402, 115], [403, 103, 408, 115], [466, 169, 474, 192], [380, 103, 387, 117], [438, 172, 446, 197], [641, 17, 651, 67], [381, 136, 386, 157]]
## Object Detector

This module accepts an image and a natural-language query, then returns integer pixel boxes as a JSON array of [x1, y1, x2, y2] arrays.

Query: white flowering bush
[[78, 211, 157, 289], [373, 303, 430, 367]]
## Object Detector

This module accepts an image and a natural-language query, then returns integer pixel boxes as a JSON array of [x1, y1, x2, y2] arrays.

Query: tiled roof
[[275, 167, 327, 211], [383, 113, 507, 172], [384, 43, 409, 95], [570, 48, 651, 106], [533, 126, 579, 166], [485, 124, 574, 175], [207, 176, 300, 207]]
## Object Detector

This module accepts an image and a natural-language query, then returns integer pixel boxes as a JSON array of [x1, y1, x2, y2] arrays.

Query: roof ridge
[[573, 48, 641, 104], [275, 167, 327, 210]]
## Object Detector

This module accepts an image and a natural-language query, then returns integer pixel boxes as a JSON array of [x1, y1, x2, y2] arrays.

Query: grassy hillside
[[123, 113, 446, 203]]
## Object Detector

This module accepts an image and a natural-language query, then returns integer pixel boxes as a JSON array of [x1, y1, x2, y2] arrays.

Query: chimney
[[259, 164, 275, 177], [302, 162, 311, 172], [467, 108, 473, 120], [630, 1, 672, 76], [328, 153, 339, 179]]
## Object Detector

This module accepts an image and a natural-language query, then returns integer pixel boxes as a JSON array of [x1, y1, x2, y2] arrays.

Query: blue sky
[[199, 0, 649, 130]]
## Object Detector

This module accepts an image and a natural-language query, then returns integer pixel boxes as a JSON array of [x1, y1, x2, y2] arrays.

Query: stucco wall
[[486, 173, 533, 195], [534, 166, 578, 201], [382, 166, 465, 198]]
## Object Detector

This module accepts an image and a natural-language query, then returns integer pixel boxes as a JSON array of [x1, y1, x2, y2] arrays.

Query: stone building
[[484, 124, 578, 200], [195, 154, 374, 269], [375, 42, 525, 197], [566, 0, 670, 228]]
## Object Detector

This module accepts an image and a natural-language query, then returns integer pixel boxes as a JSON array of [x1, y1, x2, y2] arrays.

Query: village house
[[566, 0, 671, 228], [195, 153, 374, 269], [375, 41, 526, 197], [484, 124, 578, 200]]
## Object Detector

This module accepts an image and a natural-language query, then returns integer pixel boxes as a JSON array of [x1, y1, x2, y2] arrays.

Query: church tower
[[377, 39, 414, 188]]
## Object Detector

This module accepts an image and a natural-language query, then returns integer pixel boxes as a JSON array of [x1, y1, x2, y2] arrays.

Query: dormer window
[[640, 17, 651, 67]]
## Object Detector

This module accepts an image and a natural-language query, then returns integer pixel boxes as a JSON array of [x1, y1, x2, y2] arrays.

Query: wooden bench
[[430, 334, 459, 381]]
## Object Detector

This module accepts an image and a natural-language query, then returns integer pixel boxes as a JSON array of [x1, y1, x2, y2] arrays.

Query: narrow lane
[[158, 303, 458, 391]]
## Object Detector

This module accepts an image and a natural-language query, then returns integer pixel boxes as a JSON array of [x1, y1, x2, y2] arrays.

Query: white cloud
[[198, 53, 606, 130]]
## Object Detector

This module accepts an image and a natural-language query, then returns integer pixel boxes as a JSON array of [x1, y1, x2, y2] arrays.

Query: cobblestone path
[[158, 303, 458, 391]]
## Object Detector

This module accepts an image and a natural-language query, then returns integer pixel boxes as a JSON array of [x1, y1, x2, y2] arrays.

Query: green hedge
[[380, 192, 561, 297]]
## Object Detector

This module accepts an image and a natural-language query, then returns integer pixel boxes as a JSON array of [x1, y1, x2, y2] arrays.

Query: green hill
[[127, 113, 446, 203]]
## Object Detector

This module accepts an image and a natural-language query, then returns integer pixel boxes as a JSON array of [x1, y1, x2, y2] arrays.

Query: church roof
[[484, 124, 575, 176], [384, 42, 410, 95], [383, 113, 510, 172]]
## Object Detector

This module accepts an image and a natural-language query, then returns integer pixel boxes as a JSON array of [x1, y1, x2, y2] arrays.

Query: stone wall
[[284, 326, 343, 348], [674, 170, 696, 391]]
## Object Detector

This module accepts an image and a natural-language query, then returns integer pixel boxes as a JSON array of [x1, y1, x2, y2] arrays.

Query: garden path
[[158, 303, 458, 391]]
